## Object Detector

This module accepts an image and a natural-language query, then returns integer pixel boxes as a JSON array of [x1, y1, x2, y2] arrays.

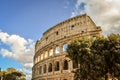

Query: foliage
[[67, 34, 120, 80], [0, 67, 26, 80]]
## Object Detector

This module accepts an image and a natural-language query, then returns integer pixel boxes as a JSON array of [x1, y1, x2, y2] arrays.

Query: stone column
[[60, 44, 63, 54], [52, 60, 55, 74], [53, 46, 56, 56], [60, 59, 63, 73], [69, 60, 72, 72]]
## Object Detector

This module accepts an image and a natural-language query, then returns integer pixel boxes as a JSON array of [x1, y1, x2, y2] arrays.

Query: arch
[[43, 64, 47, 73], [36, 67, 38, 74], [63, 44, 68, 52], [56, 46, 60, 54], [48, 63, 52, 72], [44, 51, 48, 58], [38, 56, 40, 62], [71, 25, 75, 30], [41, 53, 43, 60], [55, 61, 60, 71], [39, 66, 42, 74], [63, 60, 68, 70], [49, 49, 53, 56]]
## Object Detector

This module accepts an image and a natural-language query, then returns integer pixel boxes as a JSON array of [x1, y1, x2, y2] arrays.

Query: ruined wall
[[32, 14, 102, 80]]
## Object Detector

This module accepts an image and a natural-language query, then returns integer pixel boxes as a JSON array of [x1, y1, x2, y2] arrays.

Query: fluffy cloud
[[0, 31, 35, 79], [19, 68, 32, 80], [0, 31, 34, 68], [72, 0, 120, 35]]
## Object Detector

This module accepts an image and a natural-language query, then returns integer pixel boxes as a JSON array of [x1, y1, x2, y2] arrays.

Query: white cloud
[[71, 0, 85, 17], [0, 49, 13, 58], [0, 31, 35, 80], [72, 0, 120, 35], [19, 67, 32, 80]]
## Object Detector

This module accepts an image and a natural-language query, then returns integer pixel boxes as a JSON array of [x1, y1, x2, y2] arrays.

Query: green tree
[[67, 34, 120, 80], [7, 67, 16, 73], [0, 71, 8, 80], [91, 36, 110, 80], [67, 37, 95, 80], [5, 73, 16, 80], [0, 67, 26, 80], [91, 34, 120, 80], [20, 77, 26, 80]]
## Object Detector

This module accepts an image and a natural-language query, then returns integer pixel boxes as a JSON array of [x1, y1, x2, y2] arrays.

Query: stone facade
[[32, 14, 102, 80]]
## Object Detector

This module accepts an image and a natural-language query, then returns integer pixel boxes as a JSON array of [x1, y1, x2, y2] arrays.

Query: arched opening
[[63, 60, 68, 70], [43, 64, 47, 73], [48, 63, 52, 72], [49, 49, 53, 56], [63, 44, 68, 52], [55, 61, 60, 71], [56, 46, 60, 54], [56, 31, 59, 35], [71, 25, 75, 30], [44, 51, 48, 58], [41, 53, 43, 60], [39, 66, 42, 74]]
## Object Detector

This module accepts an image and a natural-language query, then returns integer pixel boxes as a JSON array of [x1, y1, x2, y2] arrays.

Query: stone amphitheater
[[32, 14, 102, 80]]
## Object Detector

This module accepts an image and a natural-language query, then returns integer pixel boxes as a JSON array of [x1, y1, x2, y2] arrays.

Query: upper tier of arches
[[35, 14, 101, 54]]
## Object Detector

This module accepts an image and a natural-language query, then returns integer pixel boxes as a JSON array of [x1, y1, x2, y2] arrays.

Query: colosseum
[[32, 14, 102, 80]]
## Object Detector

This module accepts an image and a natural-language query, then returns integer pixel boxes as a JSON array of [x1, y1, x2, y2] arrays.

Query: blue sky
[[0, 0, 75, 40], [0, 0, 74, 63], [0, 0, 77, 79], [0, 0, 120, 80]]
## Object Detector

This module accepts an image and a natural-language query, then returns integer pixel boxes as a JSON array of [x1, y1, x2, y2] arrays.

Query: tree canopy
[[67, 34, 120, 80], [0, 67, 26, 80]]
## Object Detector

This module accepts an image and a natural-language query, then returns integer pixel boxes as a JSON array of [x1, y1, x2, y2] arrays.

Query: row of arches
[[34, 60, 72, 75], [34, 59, 78, 75], [34, 44, 68, 64]]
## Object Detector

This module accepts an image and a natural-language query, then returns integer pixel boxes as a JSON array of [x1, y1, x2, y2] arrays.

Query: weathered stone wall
[[32, 14, 102, 80]]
